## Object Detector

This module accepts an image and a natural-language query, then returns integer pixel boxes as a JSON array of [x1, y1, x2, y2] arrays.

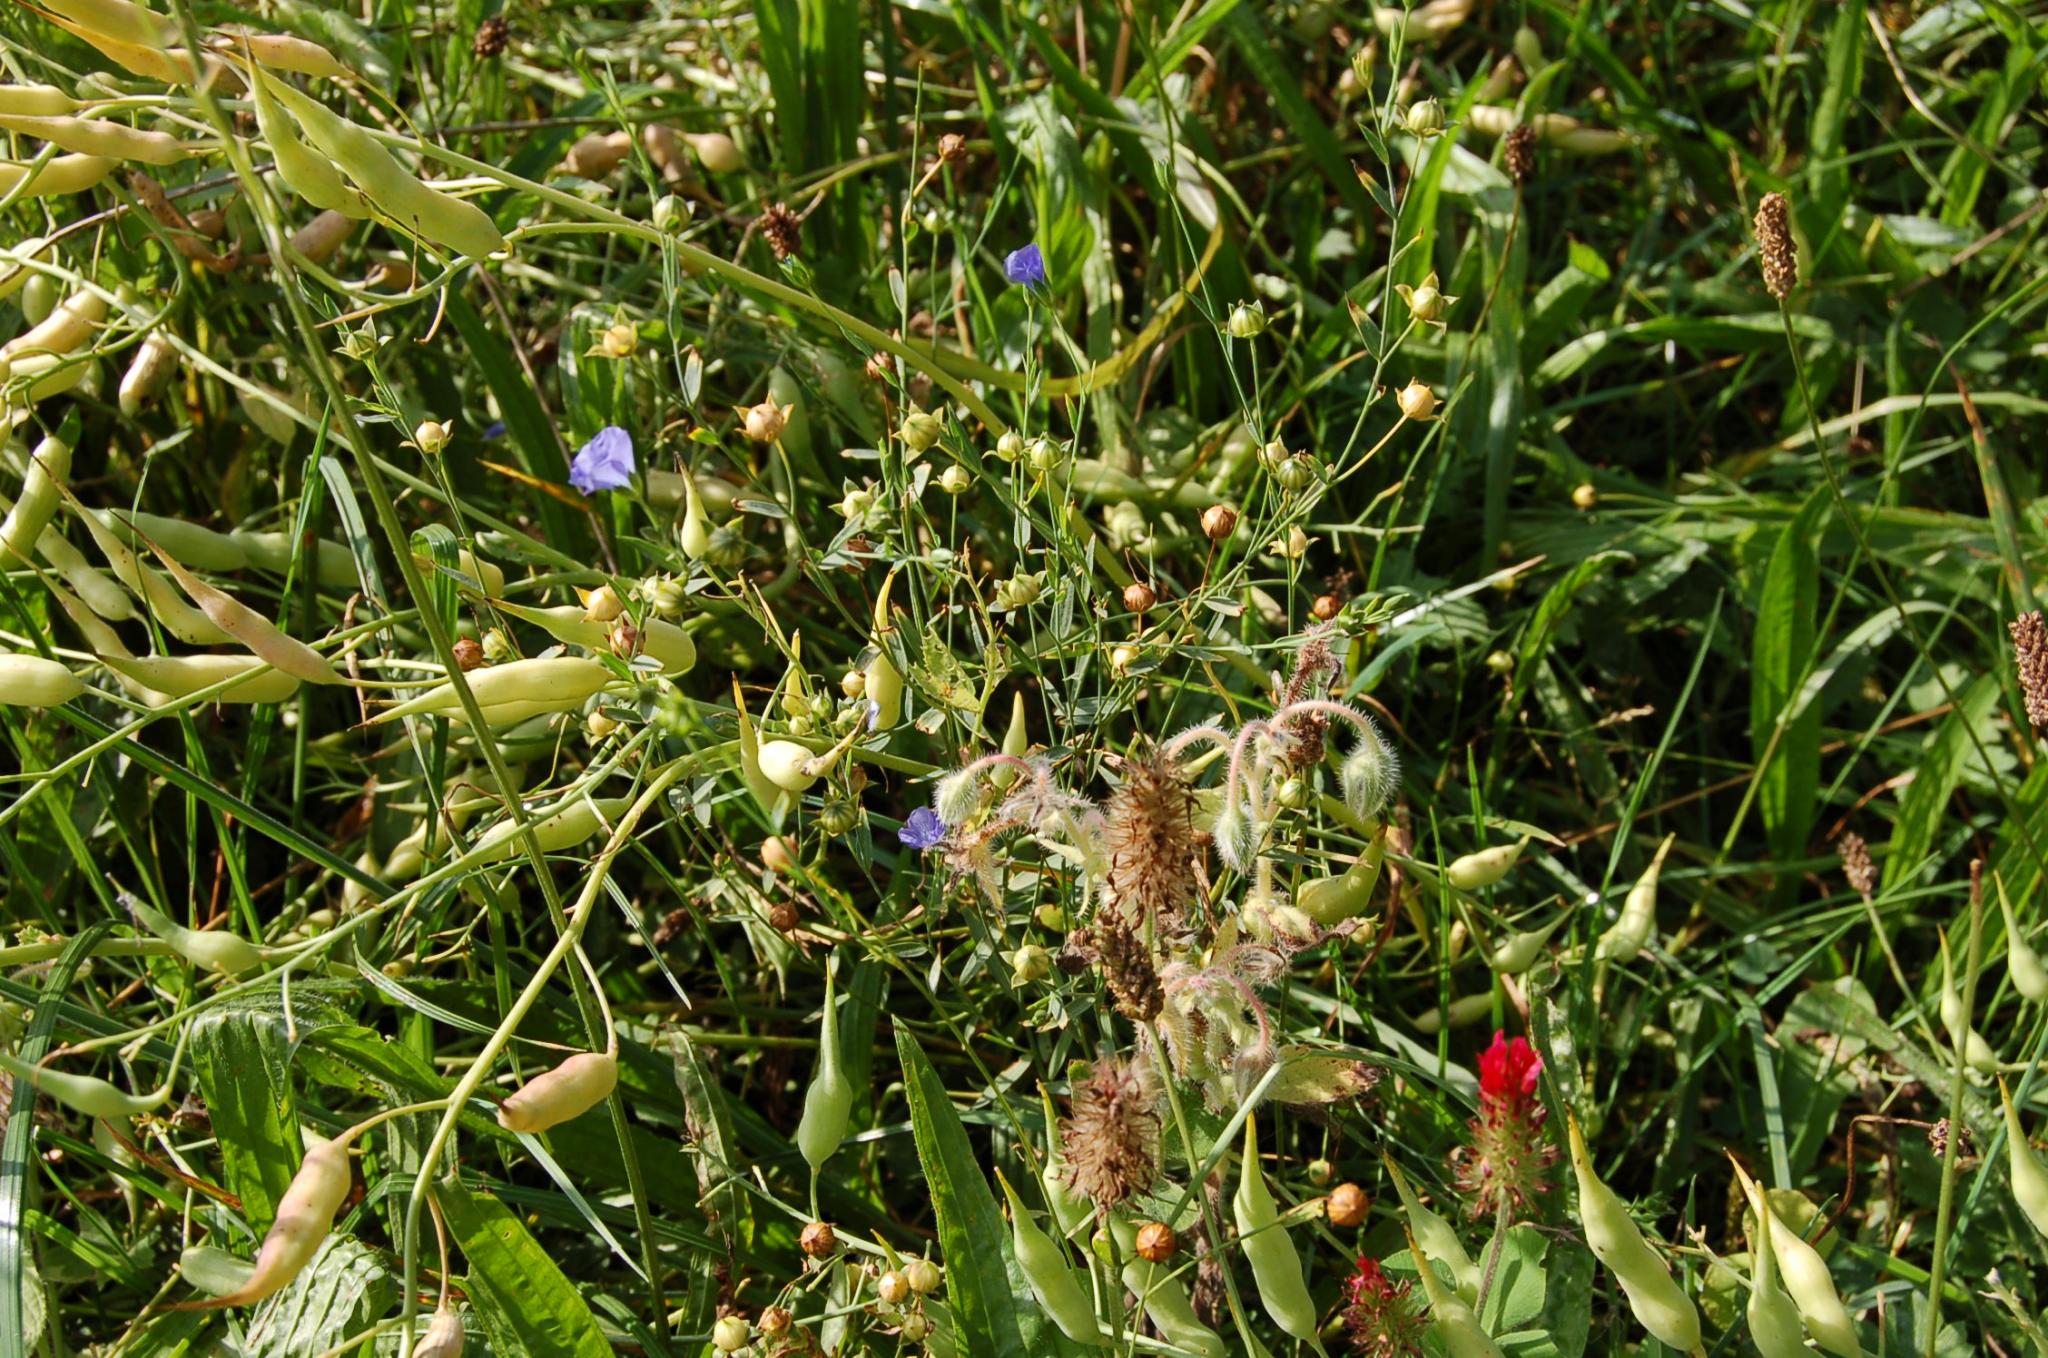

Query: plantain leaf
[[432, 1176, 612, 1358], [192, 1009, 301, 1231]]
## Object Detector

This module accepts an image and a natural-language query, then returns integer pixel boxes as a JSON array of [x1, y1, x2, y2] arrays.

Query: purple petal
[[570, 425, 635, 495], [898, 807, 947, 851], [1003, 243, 1047, 288]]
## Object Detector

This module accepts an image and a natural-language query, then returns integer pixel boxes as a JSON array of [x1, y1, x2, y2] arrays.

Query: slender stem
[[1926, 880, 1983, 1355]]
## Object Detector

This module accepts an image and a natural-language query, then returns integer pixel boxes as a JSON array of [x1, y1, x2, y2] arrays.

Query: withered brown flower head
[[1094, 917, 1163, 1022], [1103, 745, 1200, 928], [759, 202, 801, 261], [1836, 831, 1876, 901], [472, 15, 510, 58], [2010, 610, 2048, 734], [1275, 626, 1341, 767], [1754, 191, 1797, 300], [1504, 123, 1535, 186], [1059, 1056, 1160, 1208]]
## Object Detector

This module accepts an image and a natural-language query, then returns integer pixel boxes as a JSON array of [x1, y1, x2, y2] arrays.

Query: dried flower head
[[1837, 831, 1876, 902], [1058, 1056, 1160, 1208], [1093, 916, 1164, 1022], [472, 14, 510, 58], [1450, 1030, 1555, 1219], [2011, 611, 2048, 734], [1504, 123, 1536, 186], [1103, 745, 1201, 928], [1754, 191, 1797, 300], [759, 202, 801, 260]]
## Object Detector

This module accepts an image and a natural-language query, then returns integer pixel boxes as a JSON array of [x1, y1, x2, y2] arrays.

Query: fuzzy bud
[[1339, 721, 1400, 822], [932, 768, 982, 825]]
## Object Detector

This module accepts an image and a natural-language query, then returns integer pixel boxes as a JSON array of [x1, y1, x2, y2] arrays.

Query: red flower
[[1343, 1255, 1424, 1356], [1347, 1256, 1394, 1304], [1477, 1031, 1542, 1107]]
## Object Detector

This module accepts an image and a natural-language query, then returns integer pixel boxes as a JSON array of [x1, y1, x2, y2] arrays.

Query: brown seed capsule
[[472, 15, 509, 58], [1135, 1221, 1177, 1263], [864, 350, 894, 382], [877, 1270, 911, 1305], [937, 132, 968, 165], [1200, 505, 1238, 542], [1311, 594, 1341, 622], [1504, 123, 1536, 186], [1754, 191, 1797, 301], [768, 899, 800, 931], [1326, 1182, 1369, 1228], [1123, 581, 1156, 613], [759, 202, 800, 260], [800, 1220, 837, 1257], [451, 636, 485, 671], [759, 1306, 793, 1336]]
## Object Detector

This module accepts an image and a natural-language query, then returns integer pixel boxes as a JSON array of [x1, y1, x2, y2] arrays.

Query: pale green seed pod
[[866, 567, 905, 729], [497, 1051, 617, 1133], [1998, 876, 2048, 1004], [0, 113, 186, 165], [201, 1133, 354, 1306], [1412, 993, 1496, 1036], [1596, 833, 1674, 963], [0, 654, 84, 707], [1, 286, 107, 363], [229, 529, 357, 589], [118, 330, 180, 415], [796, 965, 852, 1169], [96, 509, 248, 572], [1937, 934, 2000, 1072], [0, 1051, 168, 1119], [410, 1309, 466, 1358], [73, 506, 235, 646], [759, 739, 819, 793], [1487, 913, 1568, 975], [127, 897, 262, 974], [491, 601, 696, 675], [1446, 839, 1523, 892], [1233, 1115, 1324, 1351], [1734, 1166, 1816, 1358], [471, 796, 630, 863], [1405, 1224, 1506, 1358], [0, 86, 77, 118], [1383, 1153, 1477, 1297], [1296, 834, 1387, 927], [0, 434, 70, 564], [1730, 1160, 1862, 1357], [2001, 1078, 2048, 1241], [1110, 1216, 1225, 1358], [1564, 1115, 1700, 1351], [370, 656, 611, 725], [102, 653, 299, 706], [0, 155, 116, 200], [997, 1170, 1107, 1346]]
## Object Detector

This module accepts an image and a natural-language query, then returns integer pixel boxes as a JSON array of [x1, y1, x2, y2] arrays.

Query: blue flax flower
[[1004, 243, 1047, 289], [569, 425, 635, 495], [898, 807, 947, 851]]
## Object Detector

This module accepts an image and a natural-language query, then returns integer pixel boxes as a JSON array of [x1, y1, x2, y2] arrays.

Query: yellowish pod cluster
[[1564, 1114, 1699, 1351]]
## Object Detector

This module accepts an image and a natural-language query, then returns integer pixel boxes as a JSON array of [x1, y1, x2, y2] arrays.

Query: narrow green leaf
[[432, 1176, 613, 1358], [192, 1011, 300, 1231], [1750, 495, 1825, 873]]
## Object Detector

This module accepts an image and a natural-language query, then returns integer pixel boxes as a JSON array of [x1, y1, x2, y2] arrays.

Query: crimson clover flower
[[1342, 1255, 1425, 1356], [1004, 243, 1047, 288], [898, 807, 947, 850], [1451, 1030, 1556, 1220], [569, 425, 635, 494]]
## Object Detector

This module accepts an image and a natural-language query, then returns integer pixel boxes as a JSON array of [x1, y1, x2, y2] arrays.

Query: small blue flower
[[569, 425, 635, 495], [1004, 243, 1047, 289], [481, 420, 508, 441], [898, 807, 947, 851]]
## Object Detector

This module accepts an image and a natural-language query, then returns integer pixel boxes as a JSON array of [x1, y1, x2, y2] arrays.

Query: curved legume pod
[[1564, 1114, 1699, 1351], [0, 1050, 168, 1118], [0, 87, 78, 118], [95, 509, 246, 572], [410, 543, 504, 596], [1735, 1166, 1818, 1358], [72, 504, 235, 645], [866, 568, 904, 729], [1728, 1159, 1862, 1358], [127, 896, 262, 974], [471, 795, 629, 863], [1596, 832, 1675, 963], [1405, 1224, 1506, 1358], [1296, 835, 1387, 927], [131, 532, 341, 684], [0, 154, 116, 199], [2, 287, 108, 364], [1383, 1153, 1478, 1296], [2001, 1078, 2048, 1240], [118, 330, 179, 414], [1234, 1114, 1326, 1352], [229, 528, 357, 589], [410, 1309, 465, 1358], [263, 77, 505, 258], [1446, 839, 1523, 892], [0, 434, 71, 564], [497, 1050, 617, 1133], [1937, 933, 2000, 1072], [493, 600, 696, 675], [731, 676, 790, 818], [997, 1169, 1108, 1346], [369, 655, 612, 725], [1998, 874, 2048, 1004], [41, 13, 214, 87], [247, 67, 373, 218], [215, 30, 351, 82], [288, 208, 354, 264], [795, 965, 852, 1170], [1110, 1216, 1226, 1358], [101, 652, 299, 705], [42, 0, 179, 45], [0, 653, 85, 706], [177, 1132, 354, 1308], [0, 114, 187, 165]]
